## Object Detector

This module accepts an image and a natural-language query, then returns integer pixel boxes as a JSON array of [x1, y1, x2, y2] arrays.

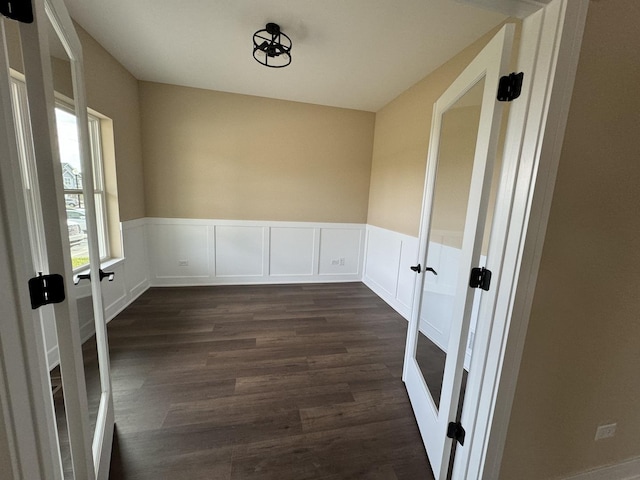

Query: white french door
[[402, 25, 514, 480], [0, 0, 114, 478]]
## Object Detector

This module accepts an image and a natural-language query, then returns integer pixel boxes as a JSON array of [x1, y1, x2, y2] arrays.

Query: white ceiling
[[64, 0, 506, 112]]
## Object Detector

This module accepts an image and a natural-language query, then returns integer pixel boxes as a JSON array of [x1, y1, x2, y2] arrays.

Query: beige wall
[[76, 25, 145, 221], [0, 412, 12, 480], [366, 23, 513, 237], [500, 2, 640, 478], [140, 82, 375, 223]]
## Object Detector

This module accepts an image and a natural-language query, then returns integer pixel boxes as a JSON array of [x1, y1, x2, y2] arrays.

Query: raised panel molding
[[215, 226, 265, 277], [148, 223, 210, 279], [146, 218, 365, 286], [270, 227, 315, 276], [363, 225, 418, 319], [318, 228, 363, 276]]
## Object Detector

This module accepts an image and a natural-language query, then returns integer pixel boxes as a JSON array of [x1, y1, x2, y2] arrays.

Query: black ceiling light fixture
[[253, 22, 292, 68]]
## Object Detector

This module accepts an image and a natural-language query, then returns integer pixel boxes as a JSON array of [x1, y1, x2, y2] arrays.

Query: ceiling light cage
[[253, 22, 292, 68]]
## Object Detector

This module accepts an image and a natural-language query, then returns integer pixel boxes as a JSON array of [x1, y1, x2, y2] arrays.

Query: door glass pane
[[47, 15, 103, 463], [415, 78, 484, 409]]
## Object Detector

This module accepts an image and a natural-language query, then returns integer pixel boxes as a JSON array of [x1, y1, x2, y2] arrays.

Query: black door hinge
[[28, 272, 65, 309], [469, 267, 492, 291], [0, 0, 34, 23], [447, 421, 466, 446], [497, 72, 524, 102]]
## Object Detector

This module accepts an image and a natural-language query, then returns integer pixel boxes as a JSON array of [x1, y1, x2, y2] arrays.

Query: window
[[55, 106, 109, 270], [10, 75, 110, 272]]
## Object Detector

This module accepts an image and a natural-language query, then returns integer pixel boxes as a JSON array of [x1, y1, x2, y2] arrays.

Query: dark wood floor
[[105, 282, 434, 480]]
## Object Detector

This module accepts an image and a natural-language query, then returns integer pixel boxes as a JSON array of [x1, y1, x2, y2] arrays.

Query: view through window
[[55, 106, 108, 270]]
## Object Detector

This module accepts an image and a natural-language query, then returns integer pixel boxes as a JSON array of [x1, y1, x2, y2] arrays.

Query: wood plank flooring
[[107, 283, 434, 480]]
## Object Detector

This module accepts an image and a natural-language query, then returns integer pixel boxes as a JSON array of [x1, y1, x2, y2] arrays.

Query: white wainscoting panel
[[146, 218, 365, 286], [318, 228, 363, 276], [397, 237, 420, 311], [216, 226, 265, 277], [148, 222, 210, 279], [123, 219, 150, 300], [270, 227, 315, 276], [363, 226, 402, 297], [363, 225, 419, 319]]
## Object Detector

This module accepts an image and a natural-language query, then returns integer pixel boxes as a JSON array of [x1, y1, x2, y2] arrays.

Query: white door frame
[[0, 17, 62, 480], [452, 0, 589, 479], [42, 1, 115, 476], [19, 0, 97, 477]]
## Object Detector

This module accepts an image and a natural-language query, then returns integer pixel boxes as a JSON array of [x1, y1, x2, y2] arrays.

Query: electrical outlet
[[178, 260, 189, 266], [595, 423, 616, 441]]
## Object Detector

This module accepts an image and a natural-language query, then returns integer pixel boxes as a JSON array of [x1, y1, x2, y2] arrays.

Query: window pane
[[55, 108, 82, 179], [67, 197, 89, 269], [65, 192, 83, 209], [56, 107, 109, 266]]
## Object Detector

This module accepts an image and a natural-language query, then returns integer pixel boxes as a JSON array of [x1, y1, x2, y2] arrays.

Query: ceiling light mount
[[253, 22, 292, 68]]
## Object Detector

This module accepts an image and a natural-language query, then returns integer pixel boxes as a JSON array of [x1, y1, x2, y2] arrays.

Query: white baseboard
[[564, 457, 640, 480], [105, 280, 149, 324], [127, 278, 149, 301], [151, 277, 363, 286], [363, 275, 411, 320]]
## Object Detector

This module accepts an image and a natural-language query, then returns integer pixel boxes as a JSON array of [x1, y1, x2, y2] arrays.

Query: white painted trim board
[[563, 457, 640, 480]]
